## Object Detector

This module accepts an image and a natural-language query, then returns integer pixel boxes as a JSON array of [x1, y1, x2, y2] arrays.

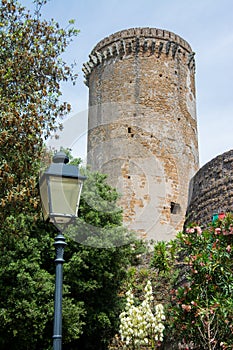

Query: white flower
[[118, 280, 165, 348]]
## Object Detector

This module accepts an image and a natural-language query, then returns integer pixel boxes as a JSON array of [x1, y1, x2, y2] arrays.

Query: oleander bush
[[166, 214, 233, 349]]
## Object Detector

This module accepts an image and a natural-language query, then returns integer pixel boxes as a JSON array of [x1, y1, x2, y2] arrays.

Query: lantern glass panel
[[49, 176, 83, 224]]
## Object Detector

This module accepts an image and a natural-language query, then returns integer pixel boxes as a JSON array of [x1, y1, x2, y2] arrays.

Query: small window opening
[[170, 202, 181, 214], [128, 176, 131, 179], [128, 127, 131, 133]]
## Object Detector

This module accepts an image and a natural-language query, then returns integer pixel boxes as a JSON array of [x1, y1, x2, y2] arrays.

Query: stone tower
[[83, 27, 199, 241]]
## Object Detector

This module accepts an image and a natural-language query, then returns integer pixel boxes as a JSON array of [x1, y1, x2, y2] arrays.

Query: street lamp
[[39, 151, 86, 350]]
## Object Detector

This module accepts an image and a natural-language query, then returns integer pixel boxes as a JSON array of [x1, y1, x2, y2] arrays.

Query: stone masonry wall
[[84, 27, 199, 241], [186, 149, 233, 225]]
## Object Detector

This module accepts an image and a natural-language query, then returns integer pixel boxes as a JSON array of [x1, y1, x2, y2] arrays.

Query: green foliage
[[0, 214, 85, 350], [0, 161, 140, 349], [79, 169, 123, 230], [167, 216, 233, 349], [0, 0, 79, 219], [151, 241, 171, 274], [64, 239, 130, 347]]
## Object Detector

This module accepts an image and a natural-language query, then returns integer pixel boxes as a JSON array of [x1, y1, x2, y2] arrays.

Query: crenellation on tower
[[83, 28, 195, 87]]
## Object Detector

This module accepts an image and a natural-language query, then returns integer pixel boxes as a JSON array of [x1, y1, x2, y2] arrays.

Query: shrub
[[119, 281, 165, 349], [168, 215, 233, 349]]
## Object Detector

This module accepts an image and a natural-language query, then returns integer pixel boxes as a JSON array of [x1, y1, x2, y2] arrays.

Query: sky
[[22, 0, 233, 167]]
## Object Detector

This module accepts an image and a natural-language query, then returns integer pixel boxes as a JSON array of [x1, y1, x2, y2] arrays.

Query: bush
[[167, 214, 233, 349]]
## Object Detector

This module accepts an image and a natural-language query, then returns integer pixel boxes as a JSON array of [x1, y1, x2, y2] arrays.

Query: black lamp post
[[39, 152, 86, 350]]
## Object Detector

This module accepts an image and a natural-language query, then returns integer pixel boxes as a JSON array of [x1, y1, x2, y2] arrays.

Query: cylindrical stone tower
[[83, 27, 199, 241]]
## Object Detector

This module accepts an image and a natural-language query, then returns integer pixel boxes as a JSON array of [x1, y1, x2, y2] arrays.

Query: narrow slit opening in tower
[[170, 202, 181, 215]]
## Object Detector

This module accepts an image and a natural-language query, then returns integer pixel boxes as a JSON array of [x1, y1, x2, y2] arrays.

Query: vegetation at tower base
[[62, 168, 145, 350], [108, 216, 232, 350]]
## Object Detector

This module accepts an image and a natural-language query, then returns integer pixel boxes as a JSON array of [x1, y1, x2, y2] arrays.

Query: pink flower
[[195, 226, 202, 235], [226, 245, 231, 252], [215, 228, 221, 235], [181, 304, 191, 312], [188, 228, 195, 234]]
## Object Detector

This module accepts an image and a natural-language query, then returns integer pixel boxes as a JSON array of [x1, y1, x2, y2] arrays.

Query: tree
[[0, 1, 81, 348], [0, 0, 79, 221], [0, 214, 85, 350]]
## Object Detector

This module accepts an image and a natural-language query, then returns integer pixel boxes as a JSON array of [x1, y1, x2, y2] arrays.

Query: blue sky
[[21, 0, 233, 166]]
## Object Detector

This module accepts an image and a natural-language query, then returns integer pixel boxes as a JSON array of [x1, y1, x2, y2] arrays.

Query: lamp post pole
[[53, 232, 67, 350]]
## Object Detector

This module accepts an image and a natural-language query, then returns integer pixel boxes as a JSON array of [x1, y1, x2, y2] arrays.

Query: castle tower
[[83, 28, 199, 241]]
